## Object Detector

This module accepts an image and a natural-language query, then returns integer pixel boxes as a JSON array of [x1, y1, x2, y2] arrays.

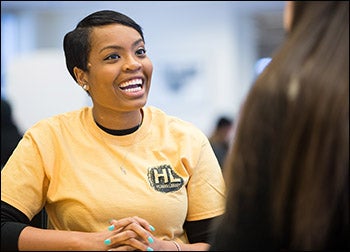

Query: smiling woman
[[69, 23, 153, 129], [1, 10, 226, 251]]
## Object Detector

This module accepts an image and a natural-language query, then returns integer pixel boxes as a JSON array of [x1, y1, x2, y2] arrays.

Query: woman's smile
[[117, 77, 145, 97]]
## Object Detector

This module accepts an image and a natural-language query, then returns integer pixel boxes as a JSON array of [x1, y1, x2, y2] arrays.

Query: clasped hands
[[90, 216, 179, 251], [103, 216, 155, 251]]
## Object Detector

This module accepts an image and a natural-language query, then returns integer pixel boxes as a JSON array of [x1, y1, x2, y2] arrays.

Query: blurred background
[[1, 1, 285, 136]]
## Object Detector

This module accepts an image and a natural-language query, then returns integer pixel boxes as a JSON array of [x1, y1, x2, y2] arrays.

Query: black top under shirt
[[1, 121, 220, 250]]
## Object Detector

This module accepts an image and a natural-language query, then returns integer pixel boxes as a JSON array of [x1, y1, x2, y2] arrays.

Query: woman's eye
[[105, 54, 120, 60], [136, 48, 146, 56]]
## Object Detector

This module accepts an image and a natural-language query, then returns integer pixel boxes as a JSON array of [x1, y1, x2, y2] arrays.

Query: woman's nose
[[122, 56, 142, 72]]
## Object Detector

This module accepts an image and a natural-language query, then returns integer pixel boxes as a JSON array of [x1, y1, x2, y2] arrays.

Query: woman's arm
[[1, 201, 113, 251], [1, 201, 155, 251], [18, 226, 111, 251]]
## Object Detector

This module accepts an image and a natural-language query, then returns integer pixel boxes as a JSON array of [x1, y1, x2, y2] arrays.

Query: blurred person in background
[[1, 98, 22, 169], [1, 10, 225, 251], [209, 116, 234, 169], [210, 1, 349, 250], [1, 98, 45, 230]]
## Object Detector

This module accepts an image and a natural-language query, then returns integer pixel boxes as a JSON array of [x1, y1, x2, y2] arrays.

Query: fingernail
[[148, 236, 154, 243], [147, 247, 154, 251], [149, 225, 155, 231], [108, 225, 114, 231], [104, 239, 111, 245]]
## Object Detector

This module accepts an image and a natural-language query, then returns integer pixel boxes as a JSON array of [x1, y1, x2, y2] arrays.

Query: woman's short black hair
[[63, 10, 144, 82]]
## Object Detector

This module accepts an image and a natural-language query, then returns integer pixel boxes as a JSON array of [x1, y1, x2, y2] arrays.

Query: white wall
[[2, 1, 284, 135], [6, 49, 89, 133]]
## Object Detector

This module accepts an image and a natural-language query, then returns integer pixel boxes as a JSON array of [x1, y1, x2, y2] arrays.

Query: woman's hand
[[104, 216, 156, 251], [102, 216, 194, 251]]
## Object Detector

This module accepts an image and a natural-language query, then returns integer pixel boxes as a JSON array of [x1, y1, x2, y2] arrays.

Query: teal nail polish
[[147, 247, 154, 251], [104, 239, 111, 245], [149, 225, 155, 231], [108, 225, 114, 231], [148, 236, 154, 243]]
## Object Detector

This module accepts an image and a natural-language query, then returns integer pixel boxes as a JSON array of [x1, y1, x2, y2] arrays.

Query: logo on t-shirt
[[147, 164, 184, 192]]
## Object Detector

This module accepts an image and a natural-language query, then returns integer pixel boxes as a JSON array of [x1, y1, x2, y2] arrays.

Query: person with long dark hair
[[210, 1, 349, 250]]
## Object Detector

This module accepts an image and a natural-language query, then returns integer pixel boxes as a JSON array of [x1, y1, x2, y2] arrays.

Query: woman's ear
[[73, 67, 90, 91], [73, 67, 87, 86]]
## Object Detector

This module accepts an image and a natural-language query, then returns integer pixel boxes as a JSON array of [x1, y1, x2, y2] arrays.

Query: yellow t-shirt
[[1, 106, 226, 243]]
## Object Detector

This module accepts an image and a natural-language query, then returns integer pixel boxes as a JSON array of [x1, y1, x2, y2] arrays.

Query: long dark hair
[[210, 1, 349, 250]]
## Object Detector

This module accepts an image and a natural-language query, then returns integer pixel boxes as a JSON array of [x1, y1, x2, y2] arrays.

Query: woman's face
[[80, 24, 153, 113]]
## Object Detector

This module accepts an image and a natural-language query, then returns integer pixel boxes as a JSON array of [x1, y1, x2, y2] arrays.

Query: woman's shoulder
[[144, 106, 207, 138], [25, 106, 91, 134], [145, 106, 196, 126]]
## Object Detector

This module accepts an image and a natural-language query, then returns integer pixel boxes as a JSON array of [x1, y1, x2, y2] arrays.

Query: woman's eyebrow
[[99, 38, 144, 54]]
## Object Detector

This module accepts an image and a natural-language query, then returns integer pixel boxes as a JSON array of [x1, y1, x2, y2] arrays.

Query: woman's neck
[[92, 107, 143, 131]]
